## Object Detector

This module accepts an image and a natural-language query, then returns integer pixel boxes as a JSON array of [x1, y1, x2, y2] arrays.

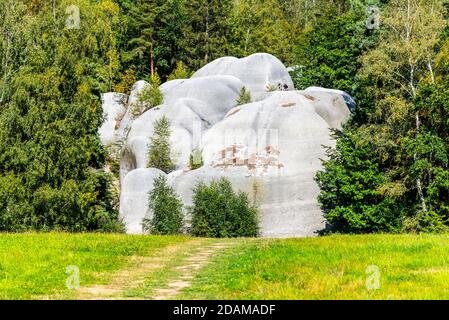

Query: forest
[[0, 0, 449, 234]]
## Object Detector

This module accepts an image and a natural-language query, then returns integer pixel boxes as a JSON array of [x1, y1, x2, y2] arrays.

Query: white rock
[[305, 86, 356, 111], [115, 80, 150, 144], [99, 93, 127, 146], [120, 76, 244, 182], [160, 79, 186, 96], [167, 91, 343, 237], [162, 75, 244, 124], [192, 53, 294, 100], [116, 54, 354, 237], [119, 168, 166, 234], [298, 89, 351, 129]]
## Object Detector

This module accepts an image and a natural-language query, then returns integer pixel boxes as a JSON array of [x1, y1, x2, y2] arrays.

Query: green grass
[[123, 238, 215, 298], [0, 233, 191, 299], [2, 233, 449, 300], [179, 234, 449, 300]]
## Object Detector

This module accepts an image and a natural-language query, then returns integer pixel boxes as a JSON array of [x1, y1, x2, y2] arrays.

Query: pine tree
[[167, 61, 190, 80], [183, 0, 232, 70], [148, 116, 175, 173], [317, 130, 406, 233], [143, 175, 184, 235], [119, 0, 187, 80], [236, 86, 252, 105], [292, 9, 370, 93]]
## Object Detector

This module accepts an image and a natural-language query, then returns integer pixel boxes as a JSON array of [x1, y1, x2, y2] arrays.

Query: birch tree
[[359, 0, 447, 212]]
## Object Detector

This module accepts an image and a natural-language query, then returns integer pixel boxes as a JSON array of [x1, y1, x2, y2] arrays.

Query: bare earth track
[[75, 239, 239, 300]]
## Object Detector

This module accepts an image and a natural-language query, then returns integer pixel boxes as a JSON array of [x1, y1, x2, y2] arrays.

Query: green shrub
[[168, 61, 191, 80], [189, 148, 204, 170], [402, 210, 449, 233], [113, 67, 138, 94], [137, 73, 164, 112], [148, 115, 175, 173], [143, 175, 184, 235], [190, 178, 259, 238], [236, 86, 252, 105]]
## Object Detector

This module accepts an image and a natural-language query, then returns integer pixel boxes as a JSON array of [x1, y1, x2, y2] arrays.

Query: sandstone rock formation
[[192, 53, 294, 101], [100, 53, 353, 237]]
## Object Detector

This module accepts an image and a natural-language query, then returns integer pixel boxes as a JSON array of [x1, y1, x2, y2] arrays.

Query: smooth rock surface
[[120, 76, 244, 182], [119, 168, 166, 234], [170, 91, 345, 237], [298, 89, 351, 129], [192, 53, 294, 100], [305, 86, 356, 111], [116, 80, 150, 143]]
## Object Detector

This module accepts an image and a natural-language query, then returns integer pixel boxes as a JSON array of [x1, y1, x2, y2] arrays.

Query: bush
[[137, 73, 164, 112], [236, 86, 251, 105], [113, 67, 138, 94], [402, 210, 449, 233], [148, 115, 175, 173], [189, 148, 204, 170], [291, 12, 366, 93], [168, 61, 191, 80], [190, 178, 259, 238], [143, 175, 184, 235]]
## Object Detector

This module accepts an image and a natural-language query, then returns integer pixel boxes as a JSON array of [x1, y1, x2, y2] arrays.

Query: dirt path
[[75, 239, 237, 300], [149, 242, 235, 300]]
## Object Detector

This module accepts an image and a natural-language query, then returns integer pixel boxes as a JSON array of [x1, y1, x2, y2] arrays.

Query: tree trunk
[[204, 4, 210, 64], [428, 62, 435, 84], [414, 111, 428, 212], [150, 42, 155, 77], [244, 28, 250, 53], [406, 0, 427, 213], [0, 32, 11, 104]]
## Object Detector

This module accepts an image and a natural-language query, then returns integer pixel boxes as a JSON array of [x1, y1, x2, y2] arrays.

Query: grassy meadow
[[1, 233, 449, 299], [0, 233, 190, 299], [180, 234, 449, 300]]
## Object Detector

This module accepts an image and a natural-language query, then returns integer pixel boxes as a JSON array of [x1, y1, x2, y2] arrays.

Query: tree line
[[1, 0, 449, 234], [311, 0, 449, 233]]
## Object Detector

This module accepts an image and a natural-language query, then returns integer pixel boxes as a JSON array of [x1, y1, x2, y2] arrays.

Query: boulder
[[120, 75, 244, 182], [119, 168, 166, 234], [160, 79, 186, 96], [305, 86, 356, 111], [298, 89, 352, 129], [162, 75, 244, 124], [170, 91, 347, 237], [115, 80, 150, 144], [192, 53, 294, 100]]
